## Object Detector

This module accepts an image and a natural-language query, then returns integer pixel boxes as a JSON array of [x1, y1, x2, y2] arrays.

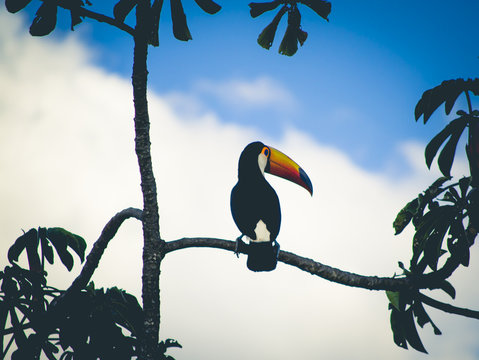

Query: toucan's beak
[[266, 147, 313, 195]]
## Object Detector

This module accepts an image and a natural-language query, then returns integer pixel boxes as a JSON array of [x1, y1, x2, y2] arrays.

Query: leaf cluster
[[386, 290, 441, 354], [415, 78, 479, 179], [113, 0, 221, 45], [5, 0, 92, 35], [390, 175, 478, 353], [250, 0, 331, 56], [1, 227, 180, 360]]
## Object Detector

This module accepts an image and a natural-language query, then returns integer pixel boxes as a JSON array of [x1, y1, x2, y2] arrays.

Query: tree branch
[[68, 207, 143, 293], [419, 292, 479, 320], [24, 208, 143, 355], [57, 0, 135, 36], [164, 237, 411, 291]]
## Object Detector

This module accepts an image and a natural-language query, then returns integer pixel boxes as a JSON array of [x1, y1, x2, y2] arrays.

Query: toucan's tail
[[247, 241, 280, 272]]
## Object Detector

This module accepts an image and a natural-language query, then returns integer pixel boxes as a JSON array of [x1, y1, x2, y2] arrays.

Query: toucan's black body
[[231, 143, 281, 271], [231, 141, 312, 272]]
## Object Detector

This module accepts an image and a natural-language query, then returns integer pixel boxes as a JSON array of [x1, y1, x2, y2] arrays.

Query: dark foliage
[[387, 79, 479, 353], [250, 0, 331, 56], [0, 227, 179, 359], [415, 78, 479, 178]]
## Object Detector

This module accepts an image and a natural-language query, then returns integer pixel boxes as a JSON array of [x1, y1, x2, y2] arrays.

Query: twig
[[419, 292, 479, 319], [57, 0, 135, 36]]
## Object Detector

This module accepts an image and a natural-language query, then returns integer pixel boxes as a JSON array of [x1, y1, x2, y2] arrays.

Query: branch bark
[[164, 237, 411, 291], [132, 2, 163, 359], [68, 207, 143, 293], [25, 208, 143, 357]]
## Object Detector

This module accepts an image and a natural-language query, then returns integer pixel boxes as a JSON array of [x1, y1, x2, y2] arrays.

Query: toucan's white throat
[[258, 152, 268, 174]]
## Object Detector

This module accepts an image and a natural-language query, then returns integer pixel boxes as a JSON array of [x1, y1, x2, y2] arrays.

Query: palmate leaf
[[46, 227, 86, 271], [415, 78, 479, 124]]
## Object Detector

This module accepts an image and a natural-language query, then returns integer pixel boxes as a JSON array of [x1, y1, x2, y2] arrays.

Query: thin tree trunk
[[132, 2, 163, 358]]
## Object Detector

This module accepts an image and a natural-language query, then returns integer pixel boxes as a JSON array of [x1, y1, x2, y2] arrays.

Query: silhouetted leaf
[[459, 177, 471, 198], [30, 1, 58, 36], [438, 122, 466, 177], [249, 0, 281, 18], [297, 28, 308, 46], [403, 308, 428, 353], [10, 307, 27, 348], [413, 300, 441, 335], [412, 205, 454, 266], [170, 0, 192, 41], [47, 227, 86, 263], [390, 308, 408, 349], [69, 0, 85, 30], [194, 0, 221, 14], [415, 78, 479, 123], [5, 0, 32, 13], [8, 229, 37, 264], [278, 6, 302, 56], [257, 5, 287, 50], [425, 117, 467, 169], [386, 291, 400, 310], [45, 229, 75, 271], [0, 301, 7, 352], [299, 0, 331, 20], [39, 228, 54, 265], [423, 220, 449, 271], [149, 0, 164, 46], [467, 119, 479, 186], [113, 0, 137, 22], [439, 280, 456, 299], [393, 198, 419, 235]]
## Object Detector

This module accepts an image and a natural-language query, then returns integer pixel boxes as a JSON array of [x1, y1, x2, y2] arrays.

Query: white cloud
[[1, 8, 478, 360], [194, 76, 296, 110]]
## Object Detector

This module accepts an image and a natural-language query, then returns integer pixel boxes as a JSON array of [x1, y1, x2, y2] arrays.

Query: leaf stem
[[465, 90, 473, 115], [56, 0, 135, 36], [419, 292, 479, 319]]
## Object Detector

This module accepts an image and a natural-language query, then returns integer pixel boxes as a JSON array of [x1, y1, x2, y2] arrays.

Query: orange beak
[[266, 147, 313, 195]]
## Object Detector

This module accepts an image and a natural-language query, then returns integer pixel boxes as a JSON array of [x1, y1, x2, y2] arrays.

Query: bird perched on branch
[[231, 141, 313, 271]]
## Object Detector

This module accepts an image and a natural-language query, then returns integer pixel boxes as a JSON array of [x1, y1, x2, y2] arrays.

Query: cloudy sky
[[1, 1, 479, 359]]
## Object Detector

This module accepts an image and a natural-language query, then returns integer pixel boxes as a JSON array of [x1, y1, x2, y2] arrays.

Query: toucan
[[230, 141, 313, 272]]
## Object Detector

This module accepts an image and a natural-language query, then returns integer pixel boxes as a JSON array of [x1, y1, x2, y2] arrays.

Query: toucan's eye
[[263, 147, 270, 157]]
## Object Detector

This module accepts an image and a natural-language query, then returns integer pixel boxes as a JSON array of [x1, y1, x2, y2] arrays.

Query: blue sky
[[2, 2, 479, 359], [18, 0, 479, 171]]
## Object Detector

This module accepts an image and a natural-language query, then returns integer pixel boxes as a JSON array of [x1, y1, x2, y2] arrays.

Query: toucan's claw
[[235, 236, 247, 258]]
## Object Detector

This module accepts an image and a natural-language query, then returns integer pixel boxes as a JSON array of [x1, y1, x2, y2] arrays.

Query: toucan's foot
[[235, 236, 248, 258]]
